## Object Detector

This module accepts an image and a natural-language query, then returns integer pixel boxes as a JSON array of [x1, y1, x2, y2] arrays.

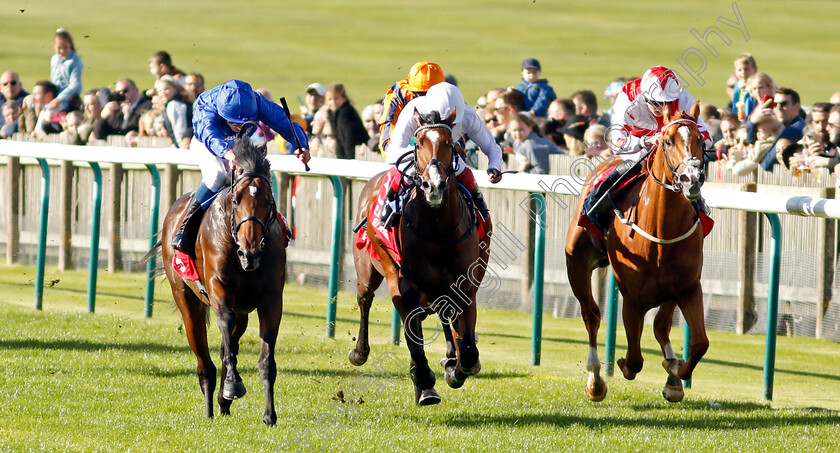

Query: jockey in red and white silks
[[608, 66, 713, 162]]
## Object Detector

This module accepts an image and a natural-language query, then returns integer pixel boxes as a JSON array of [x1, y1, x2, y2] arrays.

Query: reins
[[616, 117, 703, 245]]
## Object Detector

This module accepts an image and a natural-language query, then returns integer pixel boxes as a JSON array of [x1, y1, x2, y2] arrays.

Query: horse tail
[[136, 237, 165, 280]]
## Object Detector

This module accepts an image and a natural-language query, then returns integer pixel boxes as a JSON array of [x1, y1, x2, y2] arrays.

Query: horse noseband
[[229, 173, 276, 249]]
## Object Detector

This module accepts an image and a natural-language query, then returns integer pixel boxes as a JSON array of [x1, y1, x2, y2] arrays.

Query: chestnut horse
[[158, 136, 286, 425], [351, 109, 490, 405], [565, 102, 709, 403]]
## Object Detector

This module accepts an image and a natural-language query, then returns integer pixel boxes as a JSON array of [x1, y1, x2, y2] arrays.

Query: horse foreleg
[[397, 283, 439, 406], [257, 299, 283, 426], [617, 302, 644, 381], [175, 292, 217, 418], [349, 269, 382, 366], [216, 309, 248, 405], [654, 303, 684, 402], [566, 247, 606, 402], [676, 285, 709, 382]]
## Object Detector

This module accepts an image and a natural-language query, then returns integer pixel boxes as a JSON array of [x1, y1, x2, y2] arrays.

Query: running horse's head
[[228, 137, 276, 271], [657, 101, 706, 201], [412, 108, 457, 207]]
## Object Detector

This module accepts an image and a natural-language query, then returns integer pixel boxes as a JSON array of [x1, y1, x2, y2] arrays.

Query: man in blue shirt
[[745, 87, 805, 171]]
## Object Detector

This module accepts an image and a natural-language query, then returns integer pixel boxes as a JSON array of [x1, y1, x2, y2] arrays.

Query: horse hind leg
[[654, 303, 685, 403], [217, 311, 249, 413], [349, 267, 383, 366], [175, 289, 217, 418], [617, 302, 645, 381], [565, 243, 607, 402]]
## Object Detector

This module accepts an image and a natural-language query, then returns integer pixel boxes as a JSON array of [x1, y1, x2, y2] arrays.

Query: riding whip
[[279, 97, 311, 172]]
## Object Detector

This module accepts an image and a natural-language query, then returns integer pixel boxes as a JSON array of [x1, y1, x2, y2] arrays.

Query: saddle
[[354, 167, 487, 263]]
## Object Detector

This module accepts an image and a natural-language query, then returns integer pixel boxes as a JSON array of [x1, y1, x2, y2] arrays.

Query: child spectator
[[155, 75, 192, 149], [0, 100, 21, 138], [59, 110, 84, 145], [559, 114, 590, 157], [728, 114, 780, 176], [49, 28, 83, 112], [729, 53, 757, 121], [508, 113, 555, 174], [744, 72, 776, 119], [514, 58, 556, 118]]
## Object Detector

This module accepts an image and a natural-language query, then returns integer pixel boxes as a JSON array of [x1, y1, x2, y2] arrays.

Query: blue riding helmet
[[217, 80, 259, 123]]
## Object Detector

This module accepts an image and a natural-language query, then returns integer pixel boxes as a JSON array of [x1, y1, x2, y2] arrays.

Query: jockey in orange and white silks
[[608, 66, 713, 162], [385, 82, 503, 219]]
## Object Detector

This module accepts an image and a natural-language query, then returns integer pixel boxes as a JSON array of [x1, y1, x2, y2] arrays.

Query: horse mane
[[231, 136, 270, 177], [416, 109, 455, 127]]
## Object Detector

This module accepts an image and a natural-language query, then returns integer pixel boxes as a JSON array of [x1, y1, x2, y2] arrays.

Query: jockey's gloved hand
[[487, 168, 502, 184]]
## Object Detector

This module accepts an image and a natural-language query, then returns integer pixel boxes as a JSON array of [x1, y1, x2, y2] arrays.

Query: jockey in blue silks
[[171, 79, 310, 257]]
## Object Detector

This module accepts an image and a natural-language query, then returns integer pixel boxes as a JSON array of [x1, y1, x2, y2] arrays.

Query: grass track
[[0, 264, 839, 452]]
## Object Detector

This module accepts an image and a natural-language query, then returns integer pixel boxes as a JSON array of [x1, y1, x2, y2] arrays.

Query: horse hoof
[[464, 360, 481, 376], [416, 388, 441, 406], [222, 381, 247, 400], [348, 349, 369, 366], [617, 358, 637, 381], [263, 412, 277, 427], [439, 357, 457, 369], [662, 374, 684, 402], [444, 368, 465, 389], [586, 375, 608, 402]]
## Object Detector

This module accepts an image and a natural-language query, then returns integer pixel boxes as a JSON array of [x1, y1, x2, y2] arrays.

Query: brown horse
[[565, 102, 709, 403], [158, 136, 286, 425], [351, 109, 490, 405]]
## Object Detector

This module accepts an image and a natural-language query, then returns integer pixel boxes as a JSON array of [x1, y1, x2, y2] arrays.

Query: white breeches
[[190, 138, 230, 191]]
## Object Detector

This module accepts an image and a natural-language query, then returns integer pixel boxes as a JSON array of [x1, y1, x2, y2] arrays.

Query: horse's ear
[[662, 103, 672, 123], [690, 101, 700, 121], [413, 107, 423, 125], [444, 108, 457, 126]]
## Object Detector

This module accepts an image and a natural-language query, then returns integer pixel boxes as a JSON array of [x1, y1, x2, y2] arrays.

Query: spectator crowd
[[3, 29, 839, 181]]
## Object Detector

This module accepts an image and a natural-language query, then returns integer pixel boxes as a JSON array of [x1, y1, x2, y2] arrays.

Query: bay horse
[[565, 102, 709, 403], [158, 134, 286, 425], [351, 108, 490, 405]]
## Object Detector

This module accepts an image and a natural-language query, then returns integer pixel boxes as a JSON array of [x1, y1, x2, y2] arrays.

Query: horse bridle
[[229, 172, 276, 248], [648, 118, 705, 193], [411, 123, 457, 188]]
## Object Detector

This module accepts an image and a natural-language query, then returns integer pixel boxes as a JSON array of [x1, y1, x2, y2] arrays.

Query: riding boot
[[585, 159, 638, 225], [379, 187, 399, 227], [456, 167, 490, 221], [693, 195, 711, 215], [172, 184, 213, 257]]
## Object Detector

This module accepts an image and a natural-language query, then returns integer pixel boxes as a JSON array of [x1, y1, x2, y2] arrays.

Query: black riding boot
[[471, 189, 490, 222], [693, 196, 711, 215], [585, 159, 637, 224], [172, 198, 206, 257], [379, 187, 399, 227]]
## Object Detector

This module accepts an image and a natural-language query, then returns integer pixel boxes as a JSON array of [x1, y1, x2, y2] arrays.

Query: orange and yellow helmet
[[407, 61, 444, 93]]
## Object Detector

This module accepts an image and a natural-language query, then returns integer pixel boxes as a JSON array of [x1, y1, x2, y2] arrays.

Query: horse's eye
[[664, 139, 673, 148]]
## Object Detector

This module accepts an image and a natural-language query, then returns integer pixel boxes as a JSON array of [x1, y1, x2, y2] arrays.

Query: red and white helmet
[[640, 66, 682, 102]]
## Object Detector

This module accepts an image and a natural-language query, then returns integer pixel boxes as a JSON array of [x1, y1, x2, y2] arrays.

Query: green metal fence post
[[604, 269, 618, 376], [34, 158, 50, 310], [531, 193, 546, 366], [326, 176, 343, 338], [144, 164, 161, 318], [763, 213, 782, 400], [87, 163, 103, 313], [682, 323, 691, 388], [391, 307, 401, 345]]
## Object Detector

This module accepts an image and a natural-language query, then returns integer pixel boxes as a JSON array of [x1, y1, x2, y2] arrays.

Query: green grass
[[1, 0, 839, 112], [1, 263, 839, 452]]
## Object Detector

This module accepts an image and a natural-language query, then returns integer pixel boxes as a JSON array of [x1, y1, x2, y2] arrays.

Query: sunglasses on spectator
[[774, 101, 789, 108], [828, 123, 840, 130], [2, 81, 18, 87]]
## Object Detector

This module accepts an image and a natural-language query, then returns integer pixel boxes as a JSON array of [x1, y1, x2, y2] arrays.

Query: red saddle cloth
[[577, 164, 713, 240], [355, 167, 488, 262], [173, 212, 291, 281], [356, 167, 403, 262]]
